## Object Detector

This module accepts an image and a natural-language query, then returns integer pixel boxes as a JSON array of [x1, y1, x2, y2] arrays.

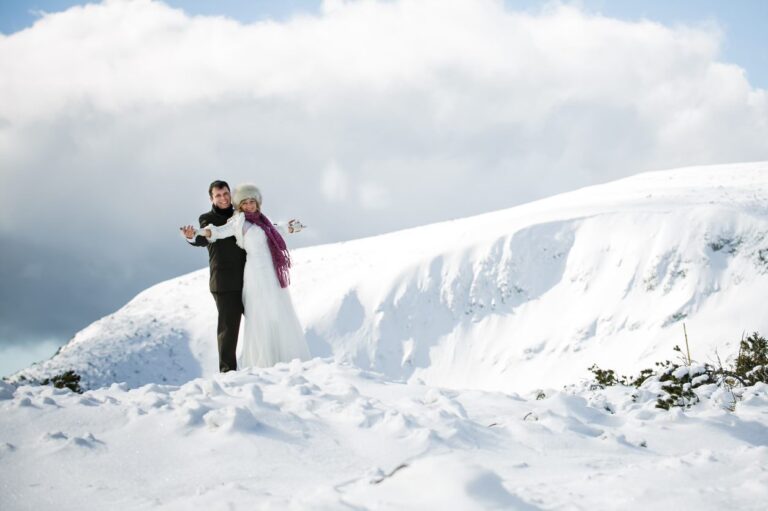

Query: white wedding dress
[[208, 212, 310, 368]]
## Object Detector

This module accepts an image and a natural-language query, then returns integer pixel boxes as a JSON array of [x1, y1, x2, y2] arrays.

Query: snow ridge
[[10, 161, 768, 392], [4, 162, 768, 511]]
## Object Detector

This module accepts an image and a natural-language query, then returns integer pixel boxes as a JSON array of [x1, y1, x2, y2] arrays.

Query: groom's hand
[[180, 225, 197, 239]]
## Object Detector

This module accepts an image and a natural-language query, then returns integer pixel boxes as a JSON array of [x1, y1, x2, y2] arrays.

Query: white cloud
[[0, 0, 766, 348], [358, 181, 390, 210], [321, 161, 349, 202]]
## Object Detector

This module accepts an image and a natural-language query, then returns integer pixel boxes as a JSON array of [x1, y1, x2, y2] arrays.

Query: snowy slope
[[2, 359, 767, 510], [10, 161, 768, 392], [3, 162, 768, 511]]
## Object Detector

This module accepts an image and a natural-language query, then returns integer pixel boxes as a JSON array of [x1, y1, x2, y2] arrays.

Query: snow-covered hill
[[4, 162, 768, 511], [11, 161, 768, 392]]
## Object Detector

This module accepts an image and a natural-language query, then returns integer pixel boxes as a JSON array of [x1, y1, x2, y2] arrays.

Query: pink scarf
[[243, 211, 291, 288]]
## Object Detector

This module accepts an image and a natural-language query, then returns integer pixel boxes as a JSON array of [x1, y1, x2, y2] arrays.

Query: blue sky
[[1, 0, 766, 88]]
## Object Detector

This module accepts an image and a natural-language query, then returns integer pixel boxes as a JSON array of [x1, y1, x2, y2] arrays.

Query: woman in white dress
[[198, 184, 310, 368]]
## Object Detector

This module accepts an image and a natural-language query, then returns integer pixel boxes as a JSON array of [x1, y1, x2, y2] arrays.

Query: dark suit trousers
[[211, 291, 244, 373]]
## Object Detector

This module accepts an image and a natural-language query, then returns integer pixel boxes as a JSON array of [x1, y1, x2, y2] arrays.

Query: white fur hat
[[233, 183, 262, 208]]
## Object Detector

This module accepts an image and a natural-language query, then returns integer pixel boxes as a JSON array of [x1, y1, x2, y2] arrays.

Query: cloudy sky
[[1, 0, 767, 376]]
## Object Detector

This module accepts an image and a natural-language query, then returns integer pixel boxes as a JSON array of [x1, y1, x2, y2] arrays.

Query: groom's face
[[210, 186, 232, 209]]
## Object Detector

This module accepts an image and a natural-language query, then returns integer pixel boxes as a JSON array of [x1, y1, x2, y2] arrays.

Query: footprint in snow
[[42, 431, 69, 442], [42, 396, 58, 406], [77, 396, 103, 407], [0, 443, 17, 459], [66, 433, 106, 449], [14, 397, 37, 408], [40, 431, 104, 450], [203, 406, 262, 433], [175, 402, 212, 427]]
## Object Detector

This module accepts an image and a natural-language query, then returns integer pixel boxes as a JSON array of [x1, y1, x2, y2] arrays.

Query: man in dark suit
[[180, 180, 246, 372]]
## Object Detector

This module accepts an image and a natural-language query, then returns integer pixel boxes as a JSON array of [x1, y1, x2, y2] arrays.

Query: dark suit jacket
[[189, 206, 246, 293]]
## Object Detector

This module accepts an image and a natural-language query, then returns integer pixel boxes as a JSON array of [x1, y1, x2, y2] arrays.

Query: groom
[[180, 180, 246, 373]]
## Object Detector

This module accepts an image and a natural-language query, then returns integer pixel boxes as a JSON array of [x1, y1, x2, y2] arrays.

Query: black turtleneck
[[211, 204, 234, 218], [189, 205, 246, 293]]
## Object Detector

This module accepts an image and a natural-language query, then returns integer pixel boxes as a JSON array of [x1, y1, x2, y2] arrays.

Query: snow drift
[[3, 360, 767, 510]]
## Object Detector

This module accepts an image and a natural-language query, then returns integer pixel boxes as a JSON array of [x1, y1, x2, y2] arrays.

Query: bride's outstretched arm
[[196, 218, 237, 242]]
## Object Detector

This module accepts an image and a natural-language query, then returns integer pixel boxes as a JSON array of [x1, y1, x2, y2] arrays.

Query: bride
[[198, 184, 310, 368]]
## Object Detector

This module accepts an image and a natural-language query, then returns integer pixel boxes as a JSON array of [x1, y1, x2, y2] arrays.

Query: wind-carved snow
[[3, 162, 768, 510], [11, 162, 768, 392], [2, 360, 767, 510]]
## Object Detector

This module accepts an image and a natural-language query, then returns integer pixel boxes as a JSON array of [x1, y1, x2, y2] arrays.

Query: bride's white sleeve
[[273, 222, 289, 236], [205, 220, 237, 242]]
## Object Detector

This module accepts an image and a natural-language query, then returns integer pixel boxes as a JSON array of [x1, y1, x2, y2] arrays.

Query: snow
[[2, 360, 767, 509], [2, 161, 768, 509], [11, 162, 768, 393]]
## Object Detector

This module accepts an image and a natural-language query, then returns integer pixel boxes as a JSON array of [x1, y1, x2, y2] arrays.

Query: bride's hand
[[288, 219, 304, 233]]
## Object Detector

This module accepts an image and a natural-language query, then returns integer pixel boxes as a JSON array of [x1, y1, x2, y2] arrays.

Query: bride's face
[[240, 198, 259, 214]]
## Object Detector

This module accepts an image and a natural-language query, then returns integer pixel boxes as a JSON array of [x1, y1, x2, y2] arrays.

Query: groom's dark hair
[[208, 180, 230, 197]]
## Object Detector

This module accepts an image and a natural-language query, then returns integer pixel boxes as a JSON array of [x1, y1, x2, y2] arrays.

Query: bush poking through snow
[[40, 370, 84, 394], [589, 332, 768, 410], [587, 365, 618, 387], [588, 365, 653, 389], [733, 332, 768, 386], [653, 357, 706, 410]]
